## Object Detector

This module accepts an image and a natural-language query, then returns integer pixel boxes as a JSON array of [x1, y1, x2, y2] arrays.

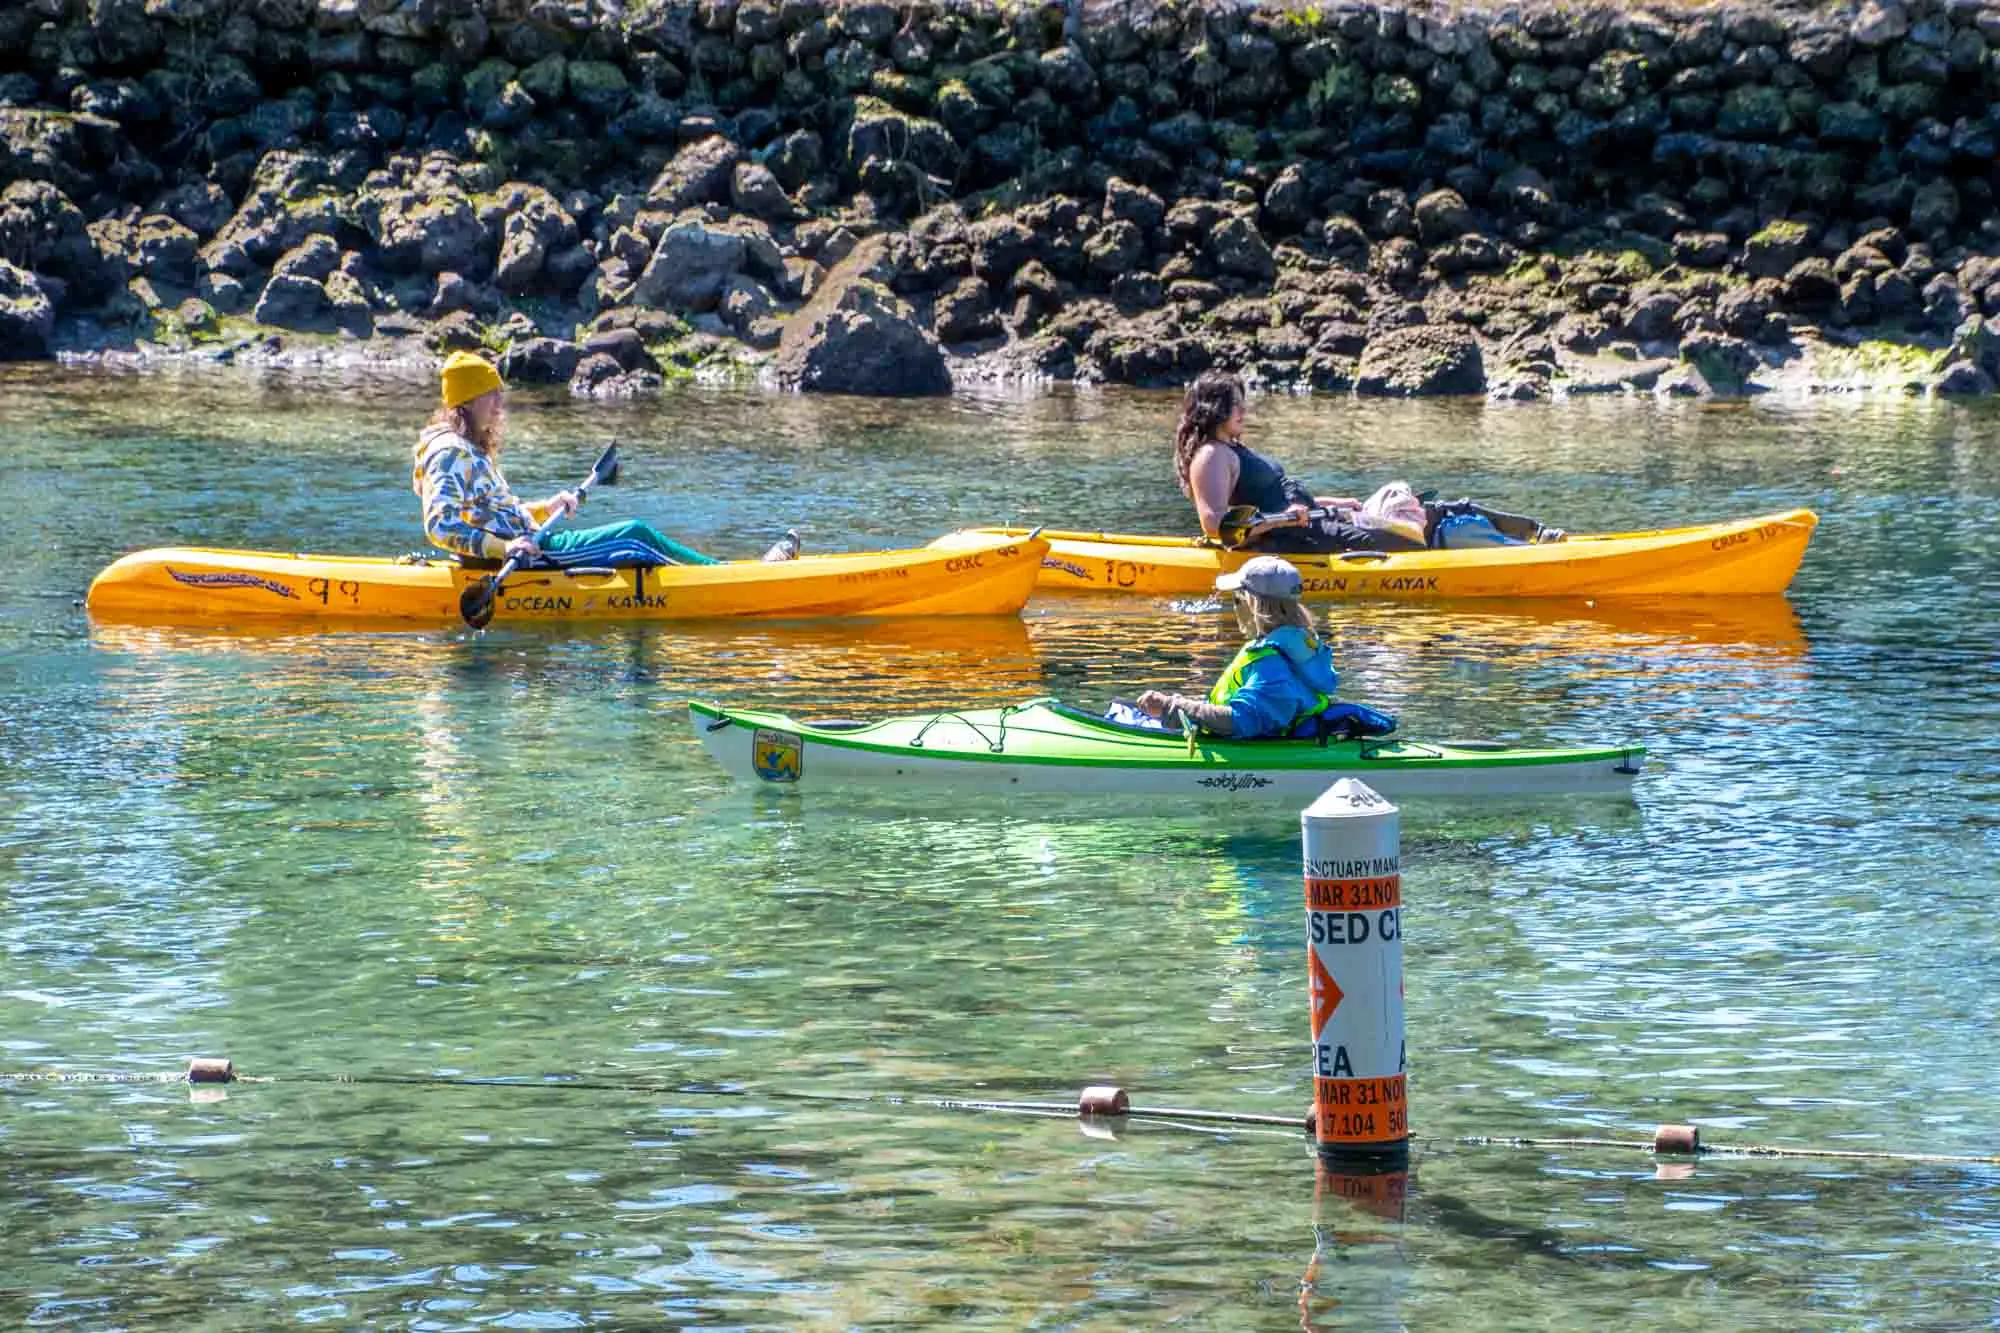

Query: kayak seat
[[455, 553, 562, 572], [1308, 703, 1399, 745]]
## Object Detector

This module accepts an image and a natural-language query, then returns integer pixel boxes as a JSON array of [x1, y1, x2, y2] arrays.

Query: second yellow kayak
[[87, 532, 1050, 625], [929, 509, 1817, 599]]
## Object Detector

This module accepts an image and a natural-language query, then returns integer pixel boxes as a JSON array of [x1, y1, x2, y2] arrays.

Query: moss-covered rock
[[0, 259, 55, 359]]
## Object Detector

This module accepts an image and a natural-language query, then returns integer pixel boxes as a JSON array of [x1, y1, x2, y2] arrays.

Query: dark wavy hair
[[1172, 371, 1246, 496]]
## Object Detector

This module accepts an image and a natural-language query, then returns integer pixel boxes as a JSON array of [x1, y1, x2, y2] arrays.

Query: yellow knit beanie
[[440, 350, 504, 408]]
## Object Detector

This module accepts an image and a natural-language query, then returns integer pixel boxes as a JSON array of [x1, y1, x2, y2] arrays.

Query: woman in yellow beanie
[[412, 351, 716, 567]]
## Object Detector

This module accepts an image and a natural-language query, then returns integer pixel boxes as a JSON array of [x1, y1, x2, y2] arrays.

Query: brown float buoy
[[1653, 1123, 1701, 1155], [1077, 1085, 1130, 1116]]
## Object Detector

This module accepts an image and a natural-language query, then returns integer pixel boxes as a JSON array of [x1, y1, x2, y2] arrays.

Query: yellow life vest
[[1205, 637, 1333, 730]]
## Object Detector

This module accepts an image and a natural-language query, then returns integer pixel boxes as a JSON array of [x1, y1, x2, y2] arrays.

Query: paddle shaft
[[1219, 503, 1349, 547], [461, 444, 618, 628], [485, 469, 606, 593]]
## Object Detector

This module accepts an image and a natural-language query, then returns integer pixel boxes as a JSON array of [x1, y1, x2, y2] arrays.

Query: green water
[[2, 365, 1997, 1329]]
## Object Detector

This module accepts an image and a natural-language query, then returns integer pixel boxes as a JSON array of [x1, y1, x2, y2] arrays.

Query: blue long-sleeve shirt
[[1223, 625, 1340, 739]]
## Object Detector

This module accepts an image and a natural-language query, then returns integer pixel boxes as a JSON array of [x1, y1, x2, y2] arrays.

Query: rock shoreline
[[7, 0, 2000, 399]]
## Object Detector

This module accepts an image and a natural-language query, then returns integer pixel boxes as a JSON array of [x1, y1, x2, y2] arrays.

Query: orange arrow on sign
[[1310, 947, 1343, 1038]]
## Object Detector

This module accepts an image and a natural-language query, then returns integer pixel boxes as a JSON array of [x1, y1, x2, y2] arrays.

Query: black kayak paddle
[[458, 442, 620, 630], [1215, 502, 1347, 549]]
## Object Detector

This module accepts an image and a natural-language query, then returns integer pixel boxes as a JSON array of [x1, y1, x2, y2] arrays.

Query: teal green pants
[[539, 520, 718, 566]]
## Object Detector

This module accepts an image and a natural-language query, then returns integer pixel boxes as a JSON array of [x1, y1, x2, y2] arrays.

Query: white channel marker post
[[1301, 778, 1408, 1165]]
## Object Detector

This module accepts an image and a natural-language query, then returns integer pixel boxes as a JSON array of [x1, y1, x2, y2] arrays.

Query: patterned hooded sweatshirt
[[411, 425, 549, 560]]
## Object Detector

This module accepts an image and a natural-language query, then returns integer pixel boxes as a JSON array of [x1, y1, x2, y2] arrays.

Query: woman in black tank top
[[1170, 371, 1558, 554], [1171, 372, 1416, 553]]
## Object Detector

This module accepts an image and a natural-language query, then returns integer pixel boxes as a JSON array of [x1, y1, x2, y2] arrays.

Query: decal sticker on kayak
[[165, 567, 298, 600], [1198, 774, 1273, 790], [752, 728, 803, 783], [1042, 557, 1090, 581]]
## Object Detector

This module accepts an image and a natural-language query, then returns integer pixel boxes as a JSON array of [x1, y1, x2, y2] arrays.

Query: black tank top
[[1226, 442, 1310, 512]]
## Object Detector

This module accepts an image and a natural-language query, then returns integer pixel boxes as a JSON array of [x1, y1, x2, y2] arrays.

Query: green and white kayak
[[689, 699, 1645, 800]]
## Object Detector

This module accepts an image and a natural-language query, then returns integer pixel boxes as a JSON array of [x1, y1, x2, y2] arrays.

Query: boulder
[[1623, 290, 1683, 343], [934, 276, 999, 343], [1784, 257, 1840, 306], [0, 110, 126, 198], [1430, 233, 1505, 275], [774, 238, 951, 396], [1873, 269, 1919, 316], [1923, 274, 1971, 331], [1716, 285, 1773, 338], [1933, 359, 1994, 395], [502, 336, 583, 383], [719, 274, 781, 344], [1084, 219, 1146, 277], [1852, 0, 1909, 47], [1909, 179, 1959, 238], [647, 135, 741, 210], [323, 269, 373, 336], [1210, 215, 1275, 280], [271, 234, 340, 284], [1261, 163, 1315, 234], [581, 325, 654, 371], [1834, 244, 1896, 283], [1672, 231, 1736, 268], [155, 180, 234, 239], [1413, 188, 1473, 244], [1355, 324, 1485, 396], [1084, 310, 1211, 387], [0, 181, 108, 296], [199, 271, 247, 314], [1946, 316, 2000, 380], [129, 214, 200, 284], [1105, 176, 1166, 230], [1744, 220, 1812, 278], [729, 161, 798, 221], [251, 272, 331, 329], [493, 189, 578, 294], [845, 97, 958, 183], [0, 260, 55, 360], [1680, 330, 1761, 392], [360, 189, 489, 276], [631, 218, 745, 311]]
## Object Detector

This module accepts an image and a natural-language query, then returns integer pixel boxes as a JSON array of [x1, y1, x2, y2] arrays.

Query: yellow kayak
[[86, 532, 1049, 625], [929, 509, 1817, 599]]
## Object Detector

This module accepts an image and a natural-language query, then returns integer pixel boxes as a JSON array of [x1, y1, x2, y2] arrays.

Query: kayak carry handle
[[1337, 551, 1391, 563]]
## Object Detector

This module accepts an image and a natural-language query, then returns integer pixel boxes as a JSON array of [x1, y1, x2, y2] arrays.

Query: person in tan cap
[[1134, 556, 1349, 739], [412, 350, 716, 567]]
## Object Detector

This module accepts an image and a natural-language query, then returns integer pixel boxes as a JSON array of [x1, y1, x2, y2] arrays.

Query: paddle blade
[[1217, 504, 1260, 549], [459, 576, 499, 629], [590, 443, 620, 489]]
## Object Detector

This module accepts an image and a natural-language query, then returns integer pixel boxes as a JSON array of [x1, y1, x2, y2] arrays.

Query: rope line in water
[[8, 1066, 1996, 1167], [1456, 1134, 2000, 1166]]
